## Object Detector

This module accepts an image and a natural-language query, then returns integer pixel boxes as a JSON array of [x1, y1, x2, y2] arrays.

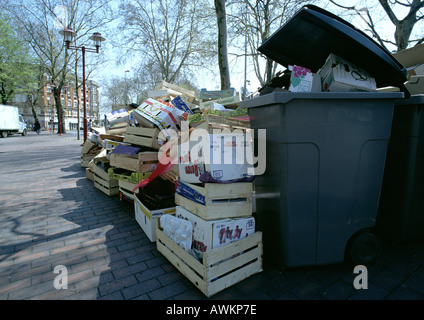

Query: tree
[[119, 0, 216, 85], [329, 0, 424, 51], [2, 0, 115, 133], [215, 0, 231, 90], [0, 13, 37, 105], [227, 0, 311, 87]]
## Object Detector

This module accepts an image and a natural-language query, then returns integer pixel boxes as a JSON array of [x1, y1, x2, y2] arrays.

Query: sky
[[84, 0, 421, 112]]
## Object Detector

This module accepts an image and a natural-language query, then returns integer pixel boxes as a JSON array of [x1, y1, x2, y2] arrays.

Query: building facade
[[13, 76, 100, 132]]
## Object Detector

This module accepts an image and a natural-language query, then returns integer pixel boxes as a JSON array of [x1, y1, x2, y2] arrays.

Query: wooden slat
[[204, 232, 262, 266], [156, 238, 207, 294], [110, 153, 158, 173], [156, 219, 263, 297], [175, 193, 252, 220], [124, 126, 162, 149], [186, 182, 253, 200], [156, 226, 205, 277], [94, 173, 119, 196], [206, 259, 263, 297], [206, 246, 262, 279]]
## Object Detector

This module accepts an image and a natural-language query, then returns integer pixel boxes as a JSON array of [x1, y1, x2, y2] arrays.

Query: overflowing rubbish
[[80, 3, 424, 297]]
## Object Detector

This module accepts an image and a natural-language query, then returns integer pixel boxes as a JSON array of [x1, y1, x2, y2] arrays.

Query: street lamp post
[[59, 28, 105, 143]]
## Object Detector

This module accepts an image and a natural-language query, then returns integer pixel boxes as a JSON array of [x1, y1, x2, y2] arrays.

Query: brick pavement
[[0, 131, 423, 301]]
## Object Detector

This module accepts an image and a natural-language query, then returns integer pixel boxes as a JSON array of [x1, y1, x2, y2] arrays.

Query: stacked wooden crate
[[109, 128, 161, 203], [92, 156, 119, 196], [155, 112, 263, 297], [80, 138, 102, 168], [126, 91, 189, 240]]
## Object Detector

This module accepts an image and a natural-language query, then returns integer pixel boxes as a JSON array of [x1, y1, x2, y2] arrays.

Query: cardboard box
[[102, 139, 130, 151], [133, 98, 186, 132], [175, 206, 255, 257], [134, 193, 175, 242], [405, 75, 424, 95], [318, 53, 376, 92], [178, 133, 253, 183], [289, 65, 321, 92], [393, 43, 424, 69]]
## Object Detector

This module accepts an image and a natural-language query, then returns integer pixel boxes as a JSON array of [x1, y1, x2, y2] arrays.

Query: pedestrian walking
[[34, 121, 41, 134]]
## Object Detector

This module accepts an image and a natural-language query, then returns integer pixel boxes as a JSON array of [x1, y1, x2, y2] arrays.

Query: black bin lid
[[258, 5, 408, 89]]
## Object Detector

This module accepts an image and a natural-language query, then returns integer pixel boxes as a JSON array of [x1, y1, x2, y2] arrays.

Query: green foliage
[[0, 13, 37, 104]]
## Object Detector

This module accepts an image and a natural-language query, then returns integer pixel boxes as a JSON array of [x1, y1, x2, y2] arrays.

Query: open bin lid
[[258, 5, 408, 90]]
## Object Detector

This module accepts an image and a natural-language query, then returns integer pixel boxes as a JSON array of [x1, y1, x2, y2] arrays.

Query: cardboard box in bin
[[178, 133, 254, 183], [318, 53, 376, 92], [176, 206, 255, 258], [289, 65, 321, 92]]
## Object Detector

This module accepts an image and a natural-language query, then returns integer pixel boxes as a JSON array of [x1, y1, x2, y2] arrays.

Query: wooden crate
[[110, 152, 158, 173], [189, 113, 250, 133], [123, 126, 162, 150], [156, 80, 196, 103], [81, 140, 96, 155], [156, 220, 263, 297], [86, 168, 94, 182], [118, 180, 137, 201], [93, 163, 119, 196], [80, 154, 97, 168], [108, 168, 151, 184], [106, 122, 127, 135], [175, 181, 253, 220]]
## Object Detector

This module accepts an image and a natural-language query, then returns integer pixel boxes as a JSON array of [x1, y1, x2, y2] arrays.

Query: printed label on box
[[175, 181, 206, 205], [134, 98, 182, 131]]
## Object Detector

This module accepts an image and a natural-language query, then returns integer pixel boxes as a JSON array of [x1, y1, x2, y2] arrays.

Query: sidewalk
[[0, 131, 423, 300]]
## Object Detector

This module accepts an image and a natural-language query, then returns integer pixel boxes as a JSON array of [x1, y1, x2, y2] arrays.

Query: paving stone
[[0, 132, 423, 302]]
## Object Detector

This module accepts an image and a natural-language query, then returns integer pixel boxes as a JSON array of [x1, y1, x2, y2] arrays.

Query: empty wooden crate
[[93, 162, 119, 196], [175, 181, 253, 220], [123, 126, 163, 150], [110, 152, 158, 173], [156, 219, 263, 297]]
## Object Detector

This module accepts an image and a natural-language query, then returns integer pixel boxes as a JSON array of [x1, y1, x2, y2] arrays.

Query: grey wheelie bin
[[241, 92, 403, 268], [240, 5, 408, 269], [376, 95, 424, 244]]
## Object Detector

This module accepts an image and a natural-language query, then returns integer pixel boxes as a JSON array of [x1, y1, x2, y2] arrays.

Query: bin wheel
[[347, 231, 380, 265]]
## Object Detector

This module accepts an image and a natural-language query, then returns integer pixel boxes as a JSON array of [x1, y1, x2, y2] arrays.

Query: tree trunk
[[28, 95, 39, 123], [215, 0, 231, 90], [378, 0, 424, 51], [53, 86, 65, 134]]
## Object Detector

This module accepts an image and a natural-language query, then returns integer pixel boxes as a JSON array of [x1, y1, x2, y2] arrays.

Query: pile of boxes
[[157, 105, 263, 297], [81, 81, 264, 297]]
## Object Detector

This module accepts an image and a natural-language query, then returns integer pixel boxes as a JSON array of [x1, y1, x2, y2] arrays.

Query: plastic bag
[[160, 215, 192, 251]]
